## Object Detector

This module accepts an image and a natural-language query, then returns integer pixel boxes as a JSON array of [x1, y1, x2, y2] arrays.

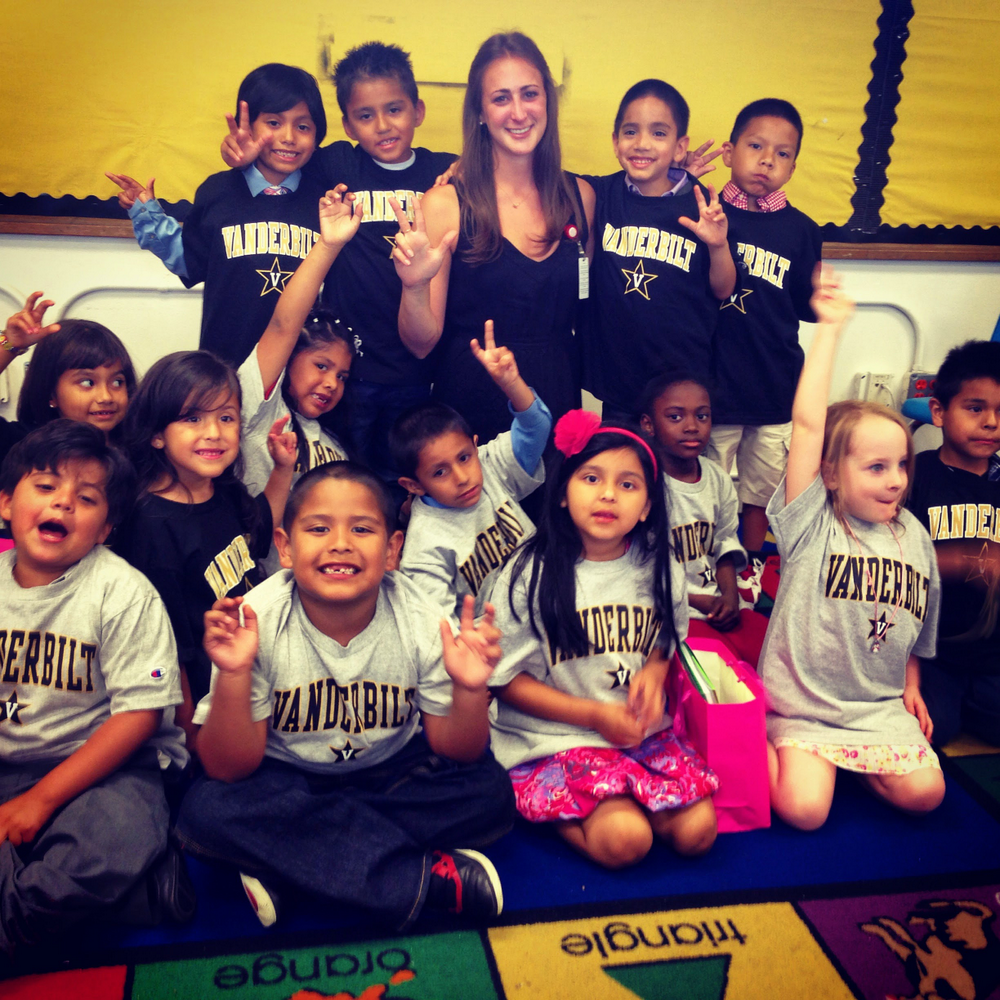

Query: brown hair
[[821, 400, 914, 524], [456, 31, 581, 264]]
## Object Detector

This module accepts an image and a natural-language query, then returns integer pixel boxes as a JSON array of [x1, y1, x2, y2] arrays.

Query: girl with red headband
[[488, 410, 718, 869]]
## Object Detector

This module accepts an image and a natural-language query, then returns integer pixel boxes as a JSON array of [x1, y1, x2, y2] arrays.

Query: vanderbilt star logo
[[720, 286, 753, 314], [699, 566, 717, 587], [868, 612, 895, 643], [621, 260, 658, 300], [256, 257, 295, 297], [330, 740, 364, 762], [607, 662, 632, 689], [964, 542, 993, 585], [1, 691, 26, 724]]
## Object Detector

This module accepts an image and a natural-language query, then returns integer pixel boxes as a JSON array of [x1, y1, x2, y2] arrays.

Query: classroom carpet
[[2, 739, 999, 1000]]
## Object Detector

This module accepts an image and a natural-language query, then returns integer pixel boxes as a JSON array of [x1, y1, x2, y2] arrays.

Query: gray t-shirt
[[761, 475, 940, 745], [399, 431, 543, 617], [489, 546, 689, 769], [662, 460, 747, 619], [193, 569, 455, 773], [0, 546, 187, 769], [238, 348, 348, 573]]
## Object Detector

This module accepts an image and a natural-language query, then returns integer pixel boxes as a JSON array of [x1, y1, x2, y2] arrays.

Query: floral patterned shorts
[[509, 729, 719, 823], [773, 738, 940, 775]]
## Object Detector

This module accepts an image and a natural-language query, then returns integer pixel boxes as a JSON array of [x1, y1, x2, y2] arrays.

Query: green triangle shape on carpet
[[603, 953, 731, 999]]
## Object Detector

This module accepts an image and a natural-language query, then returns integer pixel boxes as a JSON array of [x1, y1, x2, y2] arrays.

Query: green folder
[[677, 641, 719, 704]]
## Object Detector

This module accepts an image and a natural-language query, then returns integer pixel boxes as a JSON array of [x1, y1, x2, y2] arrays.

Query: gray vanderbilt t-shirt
[[193, 569, 454, 773], [400, 430, 544, 617], [489, 546, 689, 770], [0, 546, 187, 769], [662, 459, 747, 618], [761, 475, 940, 746]]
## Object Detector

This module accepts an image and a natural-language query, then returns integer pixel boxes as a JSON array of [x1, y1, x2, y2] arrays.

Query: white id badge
[[578, 253, 589, 300]]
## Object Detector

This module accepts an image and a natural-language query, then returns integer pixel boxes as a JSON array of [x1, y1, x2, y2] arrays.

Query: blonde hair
[[821, 400, 914, 524]]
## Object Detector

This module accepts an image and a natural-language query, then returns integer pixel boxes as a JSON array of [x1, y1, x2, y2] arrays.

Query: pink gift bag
[[670, 637, 770, 833]]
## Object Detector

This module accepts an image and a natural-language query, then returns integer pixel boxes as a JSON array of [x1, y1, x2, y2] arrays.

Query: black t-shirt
[[310, 142, 456, 386], [115, 482, 272, 702], [581, 172, 719, 414], [181, 169, 327, 367], [712, 202, 821, 425], [907, 449, 1000, 675]]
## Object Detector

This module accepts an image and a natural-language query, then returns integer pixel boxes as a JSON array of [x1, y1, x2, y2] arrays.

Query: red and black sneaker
[[427, 849, 503, 919]]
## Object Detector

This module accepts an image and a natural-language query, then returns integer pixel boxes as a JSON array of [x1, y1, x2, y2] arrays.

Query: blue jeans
[[175, 735, 514, 930], [348, 380, 431, 498]]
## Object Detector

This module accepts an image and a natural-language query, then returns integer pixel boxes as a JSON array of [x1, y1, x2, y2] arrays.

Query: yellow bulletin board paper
[[883, 1, 1000, 229], [3, 0, 874, 225]]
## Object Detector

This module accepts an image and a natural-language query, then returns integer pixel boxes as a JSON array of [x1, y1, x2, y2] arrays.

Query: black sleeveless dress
[[431, 177, 588, 444]]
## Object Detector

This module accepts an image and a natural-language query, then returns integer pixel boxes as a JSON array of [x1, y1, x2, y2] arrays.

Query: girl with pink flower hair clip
[[487, 409, 718, 869]]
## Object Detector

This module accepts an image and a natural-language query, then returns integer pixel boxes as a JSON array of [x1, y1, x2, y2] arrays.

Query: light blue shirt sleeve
[[127, 199, 188, 278], [510, 392, 552, 473]]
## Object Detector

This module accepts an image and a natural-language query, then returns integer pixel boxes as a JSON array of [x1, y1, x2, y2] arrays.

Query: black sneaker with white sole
[[426, 849, 503, 920]]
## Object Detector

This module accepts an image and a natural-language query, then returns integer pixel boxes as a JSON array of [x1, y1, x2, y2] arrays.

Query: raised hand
[[105, 172, 156, 211], [810, 264, 854, 326], [682, 139, 723, 179], [266, 415, 297, 470], [222, 100, 264, 169], [440, 595, 496, 692], [470, 320, 520, 391], [2, 291, 61, 352], [593, 701, 646, 748], [679, 184, 729, 248], [203, 597, 258, 674], [318, 185, 363, 248], [389, 194, 458, 287]]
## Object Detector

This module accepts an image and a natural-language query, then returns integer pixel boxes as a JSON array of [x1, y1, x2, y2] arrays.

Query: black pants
[[176, 735, 515, 930]]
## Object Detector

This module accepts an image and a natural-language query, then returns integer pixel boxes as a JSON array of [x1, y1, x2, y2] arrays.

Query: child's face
[[562, 446, 651, 560], [722, 115, 798, 201], [342, 77, 425, 164], [275, 477, 403, 620], [930, 377, 1000, 475], [251, 101, 318, 186], [824, 415, 908, 523], [480, 56, 548, 159], [0, 460, 111, 587], [641, 381, 711, 470], [401, 430, 484, 508], [51, 360, 128, 436], [152, 390, 240, 493], [613, 96, 689, 197], [288, 340, 352, 420]]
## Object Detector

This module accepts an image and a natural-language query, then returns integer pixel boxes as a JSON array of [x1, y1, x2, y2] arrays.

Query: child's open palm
[[389, 195, 458, 288], [221, 100, 264, 169], [203, 597, 258, 675], [440, 596, 498, 691], [471, 320, 520, 391], [319, 185, 363, 247], [679, 184, 729, 248]]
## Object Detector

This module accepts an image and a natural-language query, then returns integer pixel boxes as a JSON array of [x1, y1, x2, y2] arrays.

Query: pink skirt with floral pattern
[[509, 728, 719, 823]]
